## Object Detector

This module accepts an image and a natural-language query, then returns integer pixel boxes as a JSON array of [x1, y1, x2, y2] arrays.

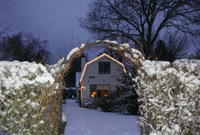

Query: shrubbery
[[0, 60, 66, 134], [1, 40, 199, 135], [113, 90, 139, 115], [98, 93, 116, 112], [98, 67, 139, 115], [136, 59, 200, 135], [98, 90, 139, 115], [81, 99, 98, 109]]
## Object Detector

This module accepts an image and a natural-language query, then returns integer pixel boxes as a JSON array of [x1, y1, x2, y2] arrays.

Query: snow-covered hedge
[[101, 40, 200, 135], [64, 40, 199, 135], [0, 60, 65, 134], [136, 59, 200, 135], [1, 40, 198, 135], [0, 43, 83, 134]]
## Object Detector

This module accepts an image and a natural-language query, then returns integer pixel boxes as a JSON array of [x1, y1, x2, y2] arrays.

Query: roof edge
[[80, 53, 126, 83]]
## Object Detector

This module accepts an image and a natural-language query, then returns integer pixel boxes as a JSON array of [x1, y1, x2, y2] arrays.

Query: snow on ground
[[63, 99, 140, 135]]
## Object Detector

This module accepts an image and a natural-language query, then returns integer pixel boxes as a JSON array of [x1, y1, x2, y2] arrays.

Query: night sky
[[1, 0, 198, 64], [0, 0, 92, 64]]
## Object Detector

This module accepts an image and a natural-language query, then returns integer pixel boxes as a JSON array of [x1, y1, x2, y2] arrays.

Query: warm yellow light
[[80, 82, 83, 101], [92, 91, 96, 95], [91, 94, 95, 98], [104, 94, 108, 97]]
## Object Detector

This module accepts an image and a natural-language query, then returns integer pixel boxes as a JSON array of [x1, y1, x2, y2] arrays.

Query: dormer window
[[99, 62, 110, 74]]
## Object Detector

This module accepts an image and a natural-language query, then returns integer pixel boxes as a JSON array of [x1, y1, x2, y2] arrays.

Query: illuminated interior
[[103, 90, 108, 97], [90, 90, 96, 98]]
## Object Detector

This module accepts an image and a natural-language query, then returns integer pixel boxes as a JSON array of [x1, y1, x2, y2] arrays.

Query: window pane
[[103, 90, 108, 97], [90, 90, 96, 98], [99, 62, 110, 74], [90, 85, 97, 90], [97, 85, 103, 90], [97, 90, 102, 98], [99, 62, 104, 73], [104, 62, 110, 73], [103, 85, 109, 90]]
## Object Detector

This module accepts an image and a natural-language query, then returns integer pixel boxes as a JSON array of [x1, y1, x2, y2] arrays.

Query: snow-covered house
[[76, 53, 126, 103]]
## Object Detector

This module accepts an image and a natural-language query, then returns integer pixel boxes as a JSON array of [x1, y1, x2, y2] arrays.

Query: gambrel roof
[[80, 53, 126, 83]]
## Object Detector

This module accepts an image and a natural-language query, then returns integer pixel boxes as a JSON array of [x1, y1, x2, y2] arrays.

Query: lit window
[[90, 85, 97, 98], [90, 90, 96, 98], [90, 85, 109, 98], [103, 90, 108, 97], [99, 62, 110, 74]]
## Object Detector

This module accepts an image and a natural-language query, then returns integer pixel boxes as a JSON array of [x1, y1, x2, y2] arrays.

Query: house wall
[[81, 56, 124, 100]]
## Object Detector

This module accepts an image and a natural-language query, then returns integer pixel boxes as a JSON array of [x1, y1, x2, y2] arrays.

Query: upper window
[[99, 62, 110, 74]]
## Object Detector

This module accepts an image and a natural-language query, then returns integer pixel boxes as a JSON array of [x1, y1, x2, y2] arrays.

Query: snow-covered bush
[[98, 92, 117, 112], [101, 40, 199, 134], [0, 60, 65, 134], [136, 59, 200, 135], [113, 90, 139, 115], [2, 40, 197, 135], [82, 99, 98, 109], [115, 68, 139, 115], [63, 41, 199, 135], [97, 90, 139, 115]]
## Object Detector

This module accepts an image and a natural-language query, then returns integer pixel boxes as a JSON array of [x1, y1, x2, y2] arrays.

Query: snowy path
[[63, 99, 140, 135]]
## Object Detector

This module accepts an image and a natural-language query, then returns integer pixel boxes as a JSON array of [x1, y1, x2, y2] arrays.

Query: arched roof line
[[80, 53, 126, 83]]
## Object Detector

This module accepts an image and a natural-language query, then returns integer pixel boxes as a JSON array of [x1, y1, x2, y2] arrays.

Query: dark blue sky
[[1, 0, 198, 64], [0, 0, 93, 64]]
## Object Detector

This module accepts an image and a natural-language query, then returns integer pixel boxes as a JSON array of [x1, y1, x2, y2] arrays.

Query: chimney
[[81, 57, 86, 72]]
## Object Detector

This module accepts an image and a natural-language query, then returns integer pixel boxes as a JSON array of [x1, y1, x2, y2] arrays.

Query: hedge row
[[0, 60, 65, 134]]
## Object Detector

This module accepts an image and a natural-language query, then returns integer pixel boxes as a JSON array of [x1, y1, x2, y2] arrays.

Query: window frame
[[90, 84, 109, 99], [99, 62, 110, 74]]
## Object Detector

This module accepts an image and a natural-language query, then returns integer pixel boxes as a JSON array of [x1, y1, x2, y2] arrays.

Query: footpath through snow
[[63, 99, 140, 135]]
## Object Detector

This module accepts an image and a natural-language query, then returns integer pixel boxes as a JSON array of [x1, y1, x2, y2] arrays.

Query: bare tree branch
[[79, 0, 200, 58]]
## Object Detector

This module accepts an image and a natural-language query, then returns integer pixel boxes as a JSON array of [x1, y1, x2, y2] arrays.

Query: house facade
[[76, 53, 126, 103]]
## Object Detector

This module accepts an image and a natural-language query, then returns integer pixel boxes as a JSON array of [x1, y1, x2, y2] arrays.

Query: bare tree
[[0, 25, 8, 39], [153, 32, 188, 62], [97, 49, 123, 62], [0, 32, 51, 64], [79, 0, 200, 58]]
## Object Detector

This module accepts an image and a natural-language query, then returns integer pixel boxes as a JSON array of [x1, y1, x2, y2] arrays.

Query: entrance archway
[[60, 40, 145, 99], [60, 40, 200, 135], [59, 40, 145, 132]]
